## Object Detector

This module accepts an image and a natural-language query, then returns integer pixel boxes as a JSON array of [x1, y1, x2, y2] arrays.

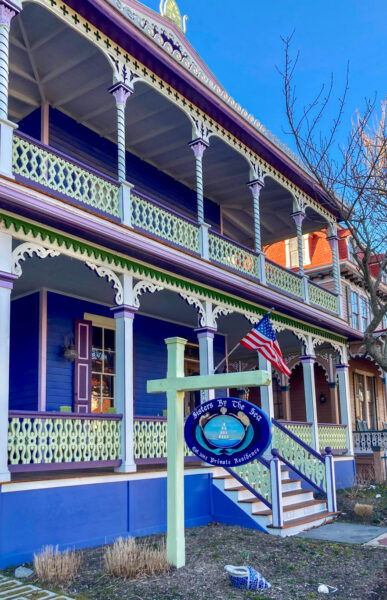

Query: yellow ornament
[[159, 0, 188, 34]]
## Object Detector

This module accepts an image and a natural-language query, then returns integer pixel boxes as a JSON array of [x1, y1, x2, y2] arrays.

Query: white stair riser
[[281, 480, 302, 492], [273, 516, 337, 537], [282, 491, 314, 506]]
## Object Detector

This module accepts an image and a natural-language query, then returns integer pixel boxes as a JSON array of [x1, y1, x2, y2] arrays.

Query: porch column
[[195, 326, 216, 403], [0, 2, 20, 178], [336, 364, 354, 455], [301, 355, 319, 451], [109, 82, 134, 226], [329, 382, 340, 423], [189, 138, 209, 259], [248, 179, 266, 283], [111, 303, 137, 473], [281, 385, 291, 420], [291, 209, 309, 302], [327, 224, 343, 316], [258, 353, 274, 419], [0, 231, 17, 482]]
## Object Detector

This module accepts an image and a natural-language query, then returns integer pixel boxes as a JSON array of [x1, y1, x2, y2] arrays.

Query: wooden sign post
[[147, 337, 271, 568]]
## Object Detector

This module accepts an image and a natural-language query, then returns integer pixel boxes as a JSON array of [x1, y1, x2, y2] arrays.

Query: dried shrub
[[34, 545, 81, 583], [354, 503, 374, 518], [104, 536, 169, 579]]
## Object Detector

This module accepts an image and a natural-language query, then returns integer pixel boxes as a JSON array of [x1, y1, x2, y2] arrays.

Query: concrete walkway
[[296, 522, 387, 545], [0, 573, 74, 599]]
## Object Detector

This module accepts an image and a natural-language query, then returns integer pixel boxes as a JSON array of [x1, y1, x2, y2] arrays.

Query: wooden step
[[252, 499, 325, 517], [268, 510, 341, 530]]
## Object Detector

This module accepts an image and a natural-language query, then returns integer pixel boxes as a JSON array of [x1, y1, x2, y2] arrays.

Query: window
[[91, 325, 116, 413], [351, 291, 359, 329], [360, 297, 368, 332], [285, 235, 310, 268]]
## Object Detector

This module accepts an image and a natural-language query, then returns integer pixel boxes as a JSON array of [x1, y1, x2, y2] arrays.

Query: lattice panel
[[131, 194, 200, 253], [272, 425, 326, 492], [265, 261, 303, 297], [134, 418, 193, 460], [308, 281, 337, 313], [13, 136, 120, 217], [232, 459, 272, 504], [8, 417, 121, 465], [208, 233, 258, 277], [284, 423, 313, 447], [318, 425, 347, 450]]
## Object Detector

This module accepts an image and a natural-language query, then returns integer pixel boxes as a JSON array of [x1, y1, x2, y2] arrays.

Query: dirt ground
[[336, 483, 387, 526], [7, 522, 386, 600]]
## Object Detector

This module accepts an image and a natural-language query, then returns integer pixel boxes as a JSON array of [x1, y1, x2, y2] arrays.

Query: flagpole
[[214, 308, 275, 373]]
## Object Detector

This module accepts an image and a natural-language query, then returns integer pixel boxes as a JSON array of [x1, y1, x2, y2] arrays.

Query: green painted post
[[165, 337, 187, 568]]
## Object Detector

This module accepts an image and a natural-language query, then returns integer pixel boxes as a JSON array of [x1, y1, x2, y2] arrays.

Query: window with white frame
[[360, 297, 368, 332], [351, 291, 359, 329], [285, 235, 310, 268], [84, 314, 116, 414]]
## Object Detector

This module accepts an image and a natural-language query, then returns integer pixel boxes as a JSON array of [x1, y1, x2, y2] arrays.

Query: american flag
[[240, 313, 291, 376]]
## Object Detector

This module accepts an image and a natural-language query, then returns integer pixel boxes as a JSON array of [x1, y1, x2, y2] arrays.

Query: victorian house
[[0, 0, 365, 566]]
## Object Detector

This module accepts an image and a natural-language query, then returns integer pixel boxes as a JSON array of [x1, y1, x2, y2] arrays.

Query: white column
[[324, 447, 337, 513], [270, 448, 284, 527], [109, 82, 134, 226], [195, 326, 216, 403], [258, 353, 274, 419], [0, 230, 16, 482], [111, 300, 137, 473], [248, 179, 266, 283], [301, 355, 319, 451], [0, 2, 19, 178], [336, 363, 354, 455], [327, 224, 343, 317]]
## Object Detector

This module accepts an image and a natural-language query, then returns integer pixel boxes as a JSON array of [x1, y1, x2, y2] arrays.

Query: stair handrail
[[225, 456, 272, 509], [272, 418, 327, 496]]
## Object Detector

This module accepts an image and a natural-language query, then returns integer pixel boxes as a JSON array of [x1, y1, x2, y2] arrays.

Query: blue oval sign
[[184, 397, 272, 467]]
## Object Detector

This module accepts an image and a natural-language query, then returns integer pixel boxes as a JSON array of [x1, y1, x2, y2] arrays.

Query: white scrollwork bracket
[[179, 291, 206, 326], [12, 242, 60, 277], [210, 305, 234, 328], [86, 261, 123, 305], [132, 280, 164, 308]]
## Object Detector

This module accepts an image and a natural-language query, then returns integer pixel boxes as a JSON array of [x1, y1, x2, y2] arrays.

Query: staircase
[[211, 419, 341, 536]]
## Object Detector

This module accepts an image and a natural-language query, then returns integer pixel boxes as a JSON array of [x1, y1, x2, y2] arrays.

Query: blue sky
[[143, 1, 386, 153]]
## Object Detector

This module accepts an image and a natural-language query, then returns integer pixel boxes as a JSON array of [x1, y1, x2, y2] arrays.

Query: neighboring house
[[0, 0, 367, 566], [266, 228, 387, 464]]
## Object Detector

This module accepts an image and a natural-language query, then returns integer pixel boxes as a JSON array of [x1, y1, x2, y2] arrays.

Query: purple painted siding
[[134, 314, 225, 416], [9, 293, 39, 411], [46, 292, 111, 412]]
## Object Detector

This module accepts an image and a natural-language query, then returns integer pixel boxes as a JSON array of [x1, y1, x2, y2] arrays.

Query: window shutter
[[345, 286, 351, 325], [74, 319, 92, 413]]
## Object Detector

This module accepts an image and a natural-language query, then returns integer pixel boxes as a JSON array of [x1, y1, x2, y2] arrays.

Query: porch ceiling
[[9, 2, 329, 251]]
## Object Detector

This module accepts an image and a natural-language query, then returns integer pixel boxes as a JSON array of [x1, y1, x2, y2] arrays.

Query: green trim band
[[1, 212, 346, 344]]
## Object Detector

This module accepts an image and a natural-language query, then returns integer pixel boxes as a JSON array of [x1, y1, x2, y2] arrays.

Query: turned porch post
[[189, 138, 209, 258], [0, 231, 17, 482], [327, 223, 343, 317], [111, 274, 137, 473], [0, 2, 20, 178], [248, 178, 266, 283], [291, 209, 309, 303], [195, 326, 216, 403], [301, 355, 319, 451], [109, 82, 134, 226]]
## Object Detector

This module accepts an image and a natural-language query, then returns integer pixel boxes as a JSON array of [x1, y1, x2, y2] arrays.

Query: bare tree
[[278, 34, 387, 370]]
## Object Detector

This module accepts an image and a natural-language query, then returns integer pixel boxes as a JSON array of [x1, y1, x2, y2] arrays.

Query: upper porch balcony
[[2, 1, 339, 318]]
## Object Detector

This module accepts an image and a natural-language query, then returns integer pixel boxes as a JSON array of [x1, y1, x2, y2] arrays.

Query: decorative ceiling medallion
[[159, 0, 187, 34]]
